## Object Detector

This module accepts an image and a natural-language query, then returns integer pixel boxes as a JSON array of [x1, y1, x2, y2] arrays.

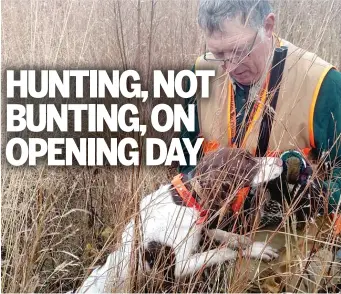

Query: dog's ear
[[195, 147, 260, 193]]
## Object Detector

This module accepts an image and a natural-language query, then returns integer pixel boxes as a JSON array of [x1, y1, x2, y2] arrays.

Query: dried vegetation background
[[1, 0, 341, 292]]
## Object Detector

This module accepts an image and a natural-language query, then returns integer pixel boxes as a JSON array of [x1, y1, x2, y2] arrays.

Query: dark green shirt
[[179, 68, 341, 213]]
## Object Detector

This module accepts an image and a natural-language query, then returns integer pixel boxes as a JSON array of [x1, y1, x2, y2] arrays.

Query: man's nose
[[222, 61, 238, 73]]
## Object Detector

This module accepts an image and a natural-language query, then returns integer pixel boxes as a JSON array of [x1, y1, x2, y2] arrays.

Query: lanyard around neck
[[227, 74, 270, 152]]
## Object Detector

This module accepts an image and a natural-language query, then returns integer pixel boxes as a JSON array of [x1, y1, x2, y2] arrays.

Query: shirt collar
[[231, 78, 251, 93]]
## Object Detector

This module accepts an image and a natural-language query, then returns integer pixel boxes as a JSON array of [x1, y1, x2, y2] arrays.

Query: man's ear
[[263, 13, 275, 38]]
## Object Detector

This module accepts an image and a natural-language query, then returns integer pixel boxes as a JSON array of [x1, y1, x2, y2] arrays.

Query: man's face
[[205, 18, 273, 85]]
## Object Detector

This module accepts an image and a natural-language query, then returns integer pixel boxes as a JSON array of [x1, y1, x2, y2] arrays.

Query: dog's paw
[[243, 241, 278, 262]]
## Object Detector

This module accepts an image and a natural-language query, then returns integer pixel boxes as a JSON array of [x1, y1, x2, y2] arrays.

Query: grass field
[[1, 0, 341, 292]]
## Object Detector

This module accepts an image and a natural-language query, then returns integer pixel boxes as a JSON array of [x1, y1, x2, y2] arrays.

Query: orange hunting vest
[[195, 39, 335, 157]]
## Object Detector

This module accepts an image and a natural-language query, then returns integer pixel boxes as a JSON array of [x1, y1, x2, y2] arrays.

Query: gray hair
[[198, 0, 272, 34]]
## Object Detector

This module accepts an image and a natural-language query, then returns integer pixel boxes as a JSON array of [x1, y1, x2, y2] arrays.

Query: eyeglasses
[[204, 30, 259, 64]]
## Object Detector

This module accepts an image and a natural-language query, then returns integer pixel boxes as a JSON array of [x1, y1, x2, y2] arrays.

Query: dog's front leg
[[206, 229, 252, 249], [174, 242, 279, 278], [206, 230, 279, 262], [174, 247, 237, 278]]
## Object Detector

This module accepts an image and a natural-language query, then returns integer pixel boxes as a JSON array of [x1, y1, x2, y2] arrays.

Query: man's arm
[[179, 66, 202, 175], [313, 69, 341, 213]]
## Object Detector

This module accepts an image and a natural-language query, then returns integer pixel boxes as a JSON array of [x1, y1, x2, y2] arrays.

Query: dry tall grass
[[1, 0, 341, 292]]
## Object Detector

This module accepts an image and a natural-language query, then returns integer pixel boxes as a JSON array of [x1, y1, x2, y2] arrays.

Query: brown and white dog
[[76, 148, 283, 293]]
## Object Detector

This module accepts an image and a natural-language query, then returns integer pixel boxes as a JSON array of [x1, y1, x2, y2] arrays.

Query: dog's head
[[194, 147, 283, 209]]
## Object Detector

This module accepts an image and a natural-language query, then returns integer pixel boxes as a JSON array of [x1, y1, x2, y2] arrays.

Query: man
[[180, 0, 341, 216], [178, 2, 341, 290]]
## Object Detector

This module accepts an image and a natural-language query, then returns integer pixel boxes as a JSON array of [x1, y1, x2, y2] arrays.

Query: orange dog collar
[[171, 174, 208, 225]]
